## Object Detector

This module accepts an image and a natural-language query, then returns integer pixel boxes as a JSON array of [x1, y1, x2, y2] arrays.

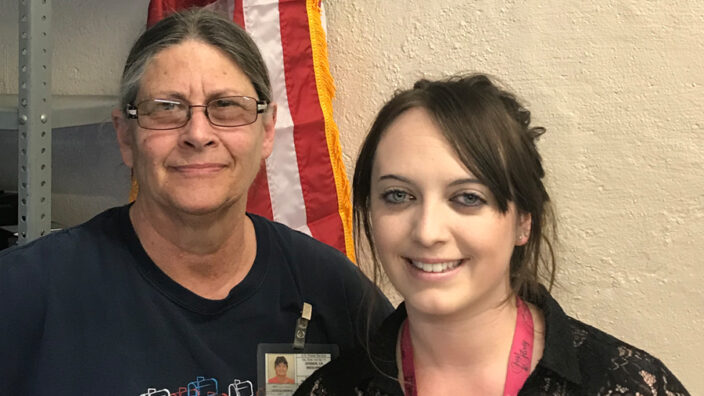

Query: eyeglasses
[[126, 96, 269, 130]]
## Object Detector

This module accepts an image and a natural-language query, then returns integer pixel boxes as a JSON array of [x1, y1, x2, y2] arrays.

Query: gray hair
[[118, 8, 272, 111]]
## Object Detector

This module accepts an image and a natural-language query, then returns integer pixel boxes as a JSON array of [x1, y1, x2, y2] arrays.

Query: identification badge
[[256, 303, 339, 395], [257, 343, 339, 395]]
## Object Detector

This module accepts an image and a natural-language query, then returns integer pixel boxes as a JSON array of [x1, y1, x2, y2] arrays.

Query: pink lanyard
[[400, 296, 534, 396]]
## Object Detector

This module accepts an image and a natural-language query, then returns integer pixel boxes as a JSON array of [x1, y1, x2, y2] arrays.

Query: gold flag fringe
[[307, 0, 356, 263]]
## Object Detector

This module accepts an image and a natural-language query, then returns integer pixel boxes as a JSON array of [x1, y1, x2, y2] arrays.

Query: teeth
[[410, 260, 461, 273]]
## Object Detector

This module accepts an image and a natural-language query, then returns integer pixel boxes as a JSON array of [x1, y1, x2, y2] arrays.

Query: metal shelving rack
[[0, 0, 117, 244]]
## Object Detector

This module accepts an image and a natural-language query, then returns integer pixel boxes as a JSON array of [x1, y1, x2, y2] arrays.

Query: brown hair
[[353, 73, 556, 300], [118, 7, 271, 111], [274, 356, 288, 367]]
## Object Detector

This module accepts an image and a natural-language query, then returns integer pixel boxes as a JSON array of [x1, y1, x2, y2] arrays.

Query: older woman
[[295, 74, 689, 395], [0, 8, 391, 394]]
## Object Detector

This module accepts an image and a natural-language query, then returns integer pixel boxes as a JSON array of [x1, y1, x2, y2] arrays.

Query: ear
[[112, 108, 134, 168], [515, 210, 532, 247], [260, 102, 277, 159]]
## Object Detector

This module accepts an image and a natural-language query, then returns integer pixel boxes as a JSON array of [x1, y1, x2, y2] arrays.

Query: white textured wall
[[0, 0, 702, 393], [0, 0, 148, 95]]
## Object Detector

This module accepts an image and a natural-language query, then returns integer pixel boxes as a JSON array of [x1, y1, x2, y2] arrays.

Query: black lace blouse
[[294, 287, 689, 396]]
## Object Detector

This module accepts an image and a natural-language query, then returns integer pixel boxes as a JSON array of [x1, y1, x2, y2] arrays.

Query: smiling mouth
[[408, 259, 462, 273], [172, 164, 226, 173]]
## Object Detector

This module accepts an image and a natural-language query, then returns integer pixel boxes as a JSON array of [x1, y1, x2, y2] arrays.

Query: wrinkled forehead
[[137, 40, 257, 100]]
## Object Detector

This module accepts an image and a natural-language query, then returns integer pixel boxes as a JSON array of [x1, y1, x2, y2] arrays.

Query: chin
[[403, 290, 468, 318], [168, 196, 235, 216], [176, 205, 222, 216], [405, 286, 507, 320], [167, 186, 241, 212]]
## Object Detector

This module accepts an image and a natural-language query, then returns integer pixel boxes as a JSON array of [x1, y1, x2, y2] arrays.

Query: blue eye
[[452, 192, 485, 207], [382, 189, 413, 204]]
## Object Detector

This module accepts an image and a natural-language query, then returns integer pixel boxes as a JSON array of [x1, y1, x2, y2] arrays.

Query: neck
[[400, 295, 545, 395], [406, 297, 518, 370], [129, 199, 256, 300]]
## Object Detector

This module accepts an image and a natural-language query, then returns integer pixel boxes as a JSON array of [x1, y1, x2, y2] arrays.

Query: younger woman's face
[[369, 107, 530, 320]]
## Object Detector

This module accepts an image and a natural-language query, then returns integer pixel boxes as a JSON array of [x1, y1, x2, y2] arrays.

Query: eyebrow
[[448, 178, 483, 187], [377, 174, 483, 186], [205, 90, 250, 101], [141, 91, 188, 102], [142, 90, 251, 103], [377, 174, 411, 183]]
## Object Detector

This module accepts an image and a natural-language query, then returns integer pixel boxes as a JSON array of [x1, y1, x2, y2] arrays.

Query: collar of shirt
[[529, 285, 583, 386]]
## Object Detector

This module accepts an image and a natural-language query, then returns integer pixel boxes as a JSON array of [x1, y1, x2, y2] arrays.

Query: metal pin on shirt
[[293, 302, 312, 350]]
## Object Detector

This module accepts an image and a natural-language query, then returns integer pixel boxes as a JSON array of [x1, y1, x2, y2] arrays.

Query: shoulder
[[534, 289, 689, 395], [0, 206, 133, 367], [248, 213, 359, 278], [566, 317, 689, 395], [0, 205, 127, 268], [0, 206, 132, 312]]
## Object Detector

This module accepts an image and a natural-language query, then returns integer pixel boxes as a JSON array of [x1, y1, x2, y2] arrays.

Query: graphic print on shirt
[[139, 376, 254, 396]]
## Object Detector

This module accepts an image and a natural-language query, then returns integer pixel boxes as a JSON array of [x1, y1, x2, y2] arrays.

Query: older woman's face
[[115, 39, 275, 217]]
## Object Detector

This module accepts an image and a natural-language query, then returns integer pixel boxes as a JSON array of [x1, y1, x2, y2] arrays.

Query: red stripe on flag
[[277, 1, 345, 253], [246, 163, 274, 221], [233, 0, 244, 28], [147, 0, 218, 27]]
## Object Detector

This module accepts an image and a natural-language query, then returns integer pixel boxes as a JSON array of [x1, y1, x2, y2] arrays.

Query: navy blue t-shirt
[[0, 205, 392, 395]]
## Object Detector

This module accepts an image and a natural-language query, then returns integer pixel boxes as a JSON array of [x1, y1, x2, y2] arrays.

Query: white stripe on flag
[[202, 0, 235, 19], [242, 0, 311, 235], [320, 2, 327, 35]]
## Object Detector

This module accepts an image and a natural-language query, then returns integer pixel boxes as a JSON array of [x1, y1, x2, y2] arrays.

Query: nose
[[410, 200, 450, 248], [179, 105, 217, 149]]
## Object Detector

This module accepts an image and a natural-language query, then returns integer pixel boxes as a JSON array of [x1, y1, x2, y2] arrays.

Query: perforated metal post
[[17, 0, 52, 243]]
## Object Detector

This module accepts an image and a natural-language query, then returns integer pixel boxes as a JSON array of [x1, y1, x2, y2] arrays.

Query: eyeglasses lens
[[136, 96, 259, 130]]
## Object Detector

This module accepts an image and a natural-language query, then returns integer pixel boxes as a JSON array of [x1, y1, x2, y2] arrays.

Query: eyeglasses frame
[[125, 95, 269, 130]]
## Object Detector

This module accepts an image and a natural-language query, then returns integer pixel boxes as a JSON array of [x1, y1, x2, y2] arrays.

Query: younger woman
[[295, 74, 689, 395]]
